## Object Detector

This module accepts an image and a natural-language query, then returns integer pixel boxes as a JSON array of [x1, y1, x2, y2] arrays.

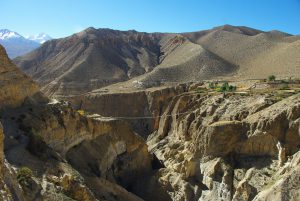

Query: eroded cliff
[[0, 44, 154, 200], [2, 41, 300, 200], [70, 83, 300, 201], [146, 91, 300, 201]]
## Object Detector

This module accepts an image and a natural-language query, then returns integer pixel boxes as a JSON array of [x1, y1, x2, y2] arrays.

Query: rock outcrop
[[3, 39, 300, 200], [0, 94, 154, 200], [0, 44, 154, 200], [146, 90, 300, 201], [0, 123, 4, 176], [65, 81, 300, 200], [0, 45, 40, 109], [0, 122, 13, 201], [15, 100, 153, 197], [70, 84, 188, 137], [253, 150, 300, 200]]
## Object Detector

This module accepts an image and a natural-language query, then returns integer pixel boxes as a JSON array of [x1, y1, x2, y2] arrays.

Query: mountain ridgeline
[[14, 25, 300, 97], [2, 42, 300, 200], [1, 24, 300, 201], [0, 29, 52, 58], [0, 29, 40, 59]]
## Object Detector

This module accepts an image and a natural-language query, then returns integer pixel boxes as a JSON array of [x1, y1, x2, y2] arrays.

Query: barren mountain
[[0, 29, 40, 58], [14, 25, 300, 97], [184, 25, 300, 79], [2, 42, 300, 201], [26, 33, 52, 44], [0, 44, 154, 200], [14, 28, 164, 96]]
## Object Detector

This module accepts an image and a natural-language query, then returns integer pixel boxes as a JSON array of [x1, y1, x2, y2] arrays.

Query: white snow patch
[[0, 29, 22, 40]]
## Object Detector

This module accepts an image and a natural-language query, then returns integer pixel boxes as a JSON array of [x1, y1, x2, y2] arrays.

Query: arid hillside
[[0, 44, 155, 200], [14, 28, 164, 96], [2, 43, 300, 200], [13, 25, 300, 97], [184, 25, 300, 79]]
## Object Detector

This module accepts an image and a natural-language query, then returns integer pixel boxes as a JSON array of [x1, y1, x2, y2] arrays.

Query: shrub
[[217, 82, 236, 92], [268, 75, 276, 82], [208, 82, 216, 89], [228, 85, 237, 91], [216, 86, 223, 92], [223, 82, 230, 91], [17, 167, 33, 186]]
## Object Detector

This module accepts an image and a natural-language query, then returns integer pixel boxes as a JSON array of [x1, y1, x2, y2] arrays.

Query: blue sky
[[1, 0, 300, 38]]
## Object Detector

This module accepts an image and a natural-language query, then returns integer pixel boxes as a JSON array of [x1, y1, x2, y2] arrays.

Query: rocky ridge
[[0, 29, 40, 58], [2, 40, 300, 201], [0, 45, 40, 109], [146, 91, 300, 201], [0, 44, 155, 200], [13, 25, 300, 97], [72, 82, 300, 201]]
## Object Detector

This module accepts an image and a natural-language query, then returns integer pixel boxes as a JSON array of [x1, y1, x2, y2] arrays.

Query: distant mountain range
[[26, 33, 52, 44], [13, 25, 300, 97], [0, 29, 52, 58]]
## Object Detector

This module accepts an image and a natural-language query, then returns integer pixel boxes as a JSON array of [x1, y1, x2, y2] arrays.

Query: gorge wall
[[2, 40, 300, 201], [68, 83, 300, 201], [0, 44, 155, 200]]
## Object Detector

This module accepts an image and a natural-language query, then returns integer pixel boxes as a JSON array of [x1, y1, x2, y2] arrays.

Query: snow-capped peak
[[0, 29, 23, 40], [26, 33, 52, 44]]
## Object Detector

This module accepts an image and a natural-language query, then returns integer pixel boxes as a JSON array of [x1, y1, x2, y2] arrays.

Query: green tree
[[268, 75, 276, 82], [219, 82, 229, 92], [209, 82, 215, 89], [228, 85, 237, 92], [216, 82, 236, 92]]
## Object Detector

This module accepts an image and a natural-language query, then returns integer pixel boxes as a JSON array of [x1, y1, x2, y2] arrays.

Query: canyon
[[0, 25, 300, 201]]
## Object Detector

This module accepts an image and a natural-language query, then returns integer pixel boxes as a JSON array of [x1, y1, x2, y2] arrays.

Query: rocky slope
[[2, 40, 300, 201], [0, 44, 156, 200], [2, 100, 153, 200], [70, 81, 300, 201], [69, 85, 188, 137], [14, 25, 300, 97], [0, 45, 40, 109], [184, 25, 300, 79], [14, 28, 164, 96], [146, 90, 300, 201]]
